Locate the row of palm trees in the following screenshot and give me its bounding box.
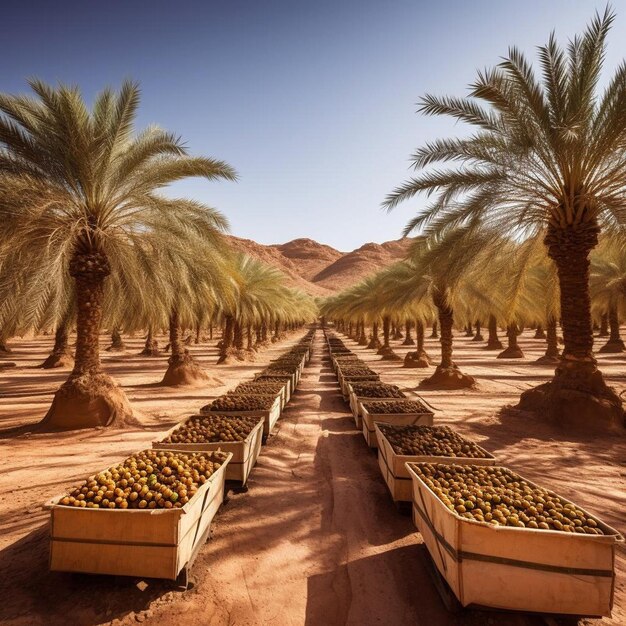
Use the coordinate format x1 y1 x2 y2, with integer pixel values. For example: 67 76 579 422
326 8 626 429
321 230 625 379
0 81 316 430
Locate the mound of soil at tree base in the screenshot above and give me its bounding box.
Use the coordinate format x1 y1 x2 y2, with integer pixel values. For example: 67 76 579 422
139 341 160 357
105 343 125 352
403 351 429 368
379 346 402 361
367 338 382 350
39 373 138 430
598 339 626 354
517 369 625 432
39 351 74 369
161 359 221 387
419 364 476 390
483 339 504 350
497 346 525 359
534 355 561 365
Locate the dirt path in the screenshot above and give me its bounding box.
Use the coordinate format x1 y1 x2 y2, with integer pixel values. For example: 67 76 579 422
0 329 624 625
117 333 542 626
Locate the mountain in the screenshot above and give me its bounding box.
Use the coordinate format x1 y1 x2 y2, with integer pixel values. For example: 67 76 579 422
225 235 411 296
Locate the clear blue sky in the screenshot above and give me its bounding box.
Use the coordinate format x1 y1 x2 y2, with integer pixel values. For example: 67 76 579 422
1 1 623 250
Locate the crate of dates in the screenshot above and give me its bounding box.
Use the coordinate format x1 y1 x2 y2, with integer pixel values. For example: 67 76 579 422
361 399 433 448
47 449 232 581
200 394 281 438
154 414 264 485
375 424 495 502
348 382 406 426
406 462 624 617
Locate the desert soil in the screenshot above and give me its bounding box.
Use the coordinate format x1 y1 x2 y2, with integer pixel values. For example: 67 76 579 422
0 329 624 626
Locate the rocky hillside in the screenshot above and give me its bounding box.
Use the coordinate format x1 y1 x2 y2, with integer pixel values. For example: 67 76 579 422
226 235 412 296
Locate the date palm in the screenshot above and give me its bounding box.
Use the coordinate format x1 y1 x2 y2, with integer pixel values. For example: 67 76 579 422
0 80 236 429
590 233 626 353
384 9 625 427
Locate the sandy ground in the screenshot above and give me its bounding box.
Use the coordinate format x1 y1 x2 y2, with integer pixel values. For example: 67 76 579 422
0 328 624 626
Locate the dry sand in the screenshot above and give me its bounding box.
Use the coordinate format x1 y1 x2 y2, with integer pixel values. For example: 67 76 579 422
0 329 624 626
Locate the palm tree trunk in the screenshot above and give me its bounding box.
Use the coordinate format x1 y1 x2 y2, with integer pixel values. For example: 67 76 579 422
358 319 368 345
217 315 234 363
162 308 208 385
430 322 438 338
168 309 186 365
379 316 400 359
41 314 74 368
106 327 125 351
73 277 104 375
519 223 623 426
0 331 11 354
393 322 403 340
534 325 546 339
438 302 454 368
367 322 381 349
246 324 253 350
536 317 560 363
234 321 244 350
485 315 503 350
416 320 425 355
42 250 132 430
420 294 474 389
140 325 159 356
599 305 625 353
272 320 280 342
402 320 415 346
472 321 483 342
498 323 524 358
194 324 201 344
382 316 391 348
598 313 609 337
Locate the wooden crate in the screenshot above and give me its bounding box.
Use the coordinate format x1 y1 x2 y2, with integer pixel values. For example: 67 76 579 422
256 372 297 397
331 355 360 373
406 463 624 616
375 424 496 502
253 374 293 403
338 374 380 401
201 395 282 438
348 388 406 425
153 418 264 485
48 452 232 581
361 404 433 448
233 383 288 410
271 355 305 384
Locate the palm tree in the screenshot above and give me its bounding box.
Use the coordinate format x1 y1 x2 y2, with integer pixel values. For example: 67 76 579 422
591 234 626 353
215 254 316 363
384 10 625 427
0 80 237 429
